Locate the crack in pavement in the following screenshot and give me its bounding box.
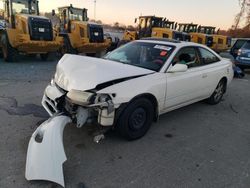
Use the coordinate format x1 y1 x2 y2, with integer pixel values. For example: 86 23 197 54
0 96 48 118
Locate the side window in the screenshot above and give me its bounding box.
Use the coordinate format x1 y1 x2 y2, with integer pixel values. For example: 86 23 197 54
172 47 200 68
218 38 223 44
199 48 220 65
163 33 169 38
80 27 84 38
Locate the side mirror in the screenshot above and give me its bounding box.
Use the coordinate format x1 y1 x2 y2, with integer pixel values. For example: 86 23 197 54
52 9 55 16
167 64 188 73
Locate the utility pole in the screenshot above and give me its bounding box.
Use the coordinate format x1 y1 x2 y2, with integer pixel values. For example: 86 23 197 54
94 0 96 21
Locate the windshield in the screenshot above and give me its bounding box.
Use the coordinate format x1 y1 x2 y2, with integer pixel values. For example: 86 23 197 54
12 0 38 15
69 8 83 21
152 18 163 27
187 25 197 32
104 41 175 71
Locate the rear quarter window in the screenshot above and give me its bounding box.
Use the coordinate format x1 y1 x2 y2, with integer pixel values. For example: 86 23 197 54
199 48 220 65
242 41 250 49
234 40 249 49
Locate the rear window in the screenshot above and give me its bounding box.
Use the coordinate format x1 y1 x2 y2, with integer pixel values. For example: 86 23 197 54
234 40 249 49
242 41 250 49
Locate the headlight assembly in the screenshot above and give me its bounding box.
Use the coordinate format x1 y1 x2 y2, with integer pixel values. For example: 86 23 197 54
66 90 94 106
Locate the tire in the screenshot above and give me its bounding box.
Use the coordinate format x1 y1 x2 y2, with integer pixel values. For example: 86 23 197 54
206 79 226 105
1 33 18 62
116 98 154 140
60 36 78 56
40 53 49 61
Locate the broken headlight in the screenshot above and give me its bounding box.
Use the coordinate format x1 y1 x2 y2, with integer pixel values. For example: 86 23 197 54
66 90 94 106
97 94 112 103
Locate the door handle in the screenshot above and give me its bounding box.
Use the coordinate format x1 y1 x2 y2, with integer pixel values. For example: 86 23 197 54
202 74 208 78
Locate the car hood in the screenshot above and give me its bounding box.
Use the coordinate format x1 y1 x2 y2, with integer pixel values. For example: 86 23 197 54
55 54 155 91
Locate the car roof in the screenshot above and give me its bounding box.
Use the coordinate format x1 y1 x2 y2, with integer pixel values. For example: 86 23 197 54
138 38 205 48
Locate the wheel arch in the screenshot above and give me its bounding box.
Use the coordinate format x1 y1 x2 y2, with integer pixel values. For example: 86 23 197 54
220 76 228 93
114 93 159 126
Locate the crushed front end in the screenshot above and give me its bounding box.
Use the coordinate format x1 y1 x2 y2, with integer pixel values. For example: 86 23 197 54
42 79 116 128
26 80 117 187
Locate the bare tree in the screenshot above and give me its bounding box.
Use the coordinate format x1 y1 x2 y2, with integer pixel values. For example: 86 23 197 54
233 0 250 29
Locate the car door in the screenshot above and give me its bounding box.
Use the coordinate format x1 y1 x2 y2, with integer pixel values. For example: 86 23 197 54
164 46 208 109
197 47 225 95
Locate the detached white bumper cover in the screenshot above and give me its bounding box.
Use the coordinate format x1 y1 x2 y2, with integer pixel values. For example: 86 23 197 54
25 116 72 187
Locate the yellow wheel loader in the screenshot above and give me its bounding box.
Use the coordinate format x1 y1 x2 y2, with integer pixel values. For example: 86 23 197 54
198 26 231 53
178 23 213 47
57 4 110 57
119 16 191 47
0 0 63 62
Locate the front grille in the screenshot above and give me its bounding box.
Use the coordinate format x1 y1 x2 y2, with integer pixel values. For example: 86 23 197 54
183 34 191 41
28 17 53 41
88 24 104 43
206 36 213 47
173 31 183 41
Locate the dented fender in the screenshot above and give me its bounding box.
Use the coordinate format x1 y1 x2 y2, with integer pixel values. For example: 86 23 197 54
25 115 72 187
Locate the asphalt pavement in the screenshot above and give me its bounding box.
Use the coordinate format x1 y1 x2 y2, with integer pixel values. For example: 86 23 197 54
0 55 250 188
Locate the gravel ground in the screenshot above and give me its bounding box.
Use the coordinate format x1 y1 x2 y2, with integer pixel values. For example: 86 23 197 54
0 55 250 188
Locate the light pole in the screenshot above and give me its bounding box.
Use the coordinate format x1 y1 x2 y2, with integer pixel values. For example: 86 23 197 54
94 0 96 21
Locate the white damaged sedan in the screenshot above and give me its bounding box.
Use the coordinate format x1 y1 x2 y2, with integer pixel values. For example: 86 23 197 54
26 38 234 186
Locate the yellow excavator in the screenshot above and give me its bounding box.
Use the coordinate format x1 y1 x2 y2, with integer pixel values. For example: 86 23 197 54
56 4 110 57
0 0 63 62
120 16 190 46
178 23 213 47
198 26 231 53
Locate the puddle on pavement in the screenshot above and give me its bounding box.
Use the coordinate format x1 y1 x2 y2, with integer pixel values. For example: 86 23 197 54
0 96 48 118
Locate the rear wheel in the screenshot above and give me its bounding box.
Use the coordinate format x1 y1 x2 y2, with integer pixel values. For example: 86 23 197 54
1 33 18 62
206 79 226 105
116 98 154 140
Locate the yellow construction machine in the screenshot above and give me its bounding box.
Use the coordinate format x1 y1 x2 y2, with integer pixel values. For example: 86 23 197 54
0 0 63 62
120 16 190 46
57 4 110 57
198 26 231 53
178 23 213 47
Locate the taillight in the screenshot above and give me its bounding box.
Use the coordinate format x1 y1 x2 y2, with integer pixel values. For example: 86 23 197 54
238 49 242 56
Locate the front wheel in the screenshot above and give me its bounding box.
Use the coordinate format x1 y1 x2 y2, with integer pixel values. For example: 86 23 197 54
206 79 226 105
1 33 18 62
116 98 154 140
59 36 78 56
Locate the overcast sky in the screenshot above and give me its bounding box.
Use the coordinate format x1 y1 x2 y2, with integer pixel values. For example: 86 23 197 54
4 0 242 29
